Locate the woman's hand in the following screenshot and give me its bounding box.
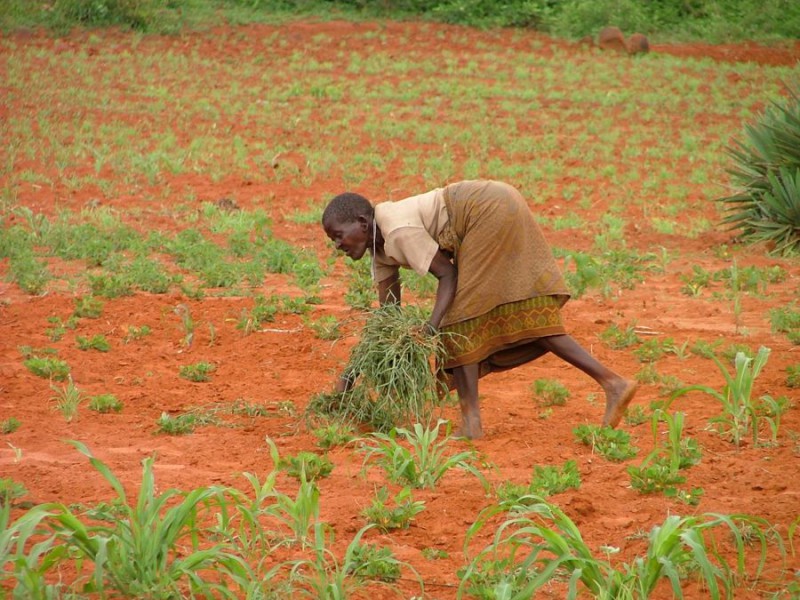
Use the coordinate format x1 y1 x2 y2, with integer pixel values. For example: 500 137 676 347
335 370 356 393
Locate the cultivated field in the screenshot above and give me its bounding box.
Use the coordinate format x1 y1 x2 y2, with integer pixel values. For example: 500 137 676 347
1 21 799 598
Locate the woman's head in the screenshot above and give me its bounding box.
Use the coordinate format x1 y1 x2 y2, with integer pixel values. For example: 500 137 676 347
321 192 374 260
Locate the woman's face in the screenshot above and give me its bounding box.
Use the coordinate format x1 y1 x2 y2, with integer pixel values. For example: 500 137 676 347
323 215 370 260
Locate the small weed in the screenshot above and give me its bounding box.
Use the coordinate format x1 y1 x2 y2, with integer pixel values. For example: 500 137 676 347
73 295 104 318
1 417 21 434
496 460 581 505
633 337 677 363
45 316 77 341
531 378 570 406
786 364 800 388
123 324 152 343
155 412 199 435
769 304 800 344
599 323 641 349
313 421 355 449
362 486 425 532
0 477 28 505
422 547 449 560
179 362 215 382
624 404 649 426
280 451 334 481
691 338 722 359
25 356 70 381
305 315 342 340
76 334 111 352
573 424 639 462
88 394 123 413
346 543 402 582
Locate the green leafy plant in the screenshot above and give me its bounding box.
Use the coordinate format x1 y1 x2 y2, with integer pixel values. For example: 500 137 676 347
717 84 800 255
279 452 334 481
769 304 800 344
531 378 571 406
573 424 638 462
88 394 123 413
1 418 21 434
179 362 215 382
76 334 111 352
0 478 28 506
496 460 581 505
345 542 403 582
360 420 486 489
361 486 425 532
73 295 104 319
312 421 355 449
123 324 151 343
304 315 342 340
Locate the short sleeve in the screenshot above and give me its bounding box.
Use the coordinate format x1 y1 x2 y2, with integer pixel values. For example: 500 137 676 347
384 227 439 277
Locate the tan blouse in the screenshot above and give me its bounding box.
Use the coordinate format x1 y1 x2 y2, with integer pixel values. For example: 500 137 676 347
372 188 449 282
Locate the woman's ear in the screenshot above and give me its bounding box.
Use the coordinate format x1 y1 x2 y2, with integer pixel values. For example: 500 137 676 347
357 214 370 232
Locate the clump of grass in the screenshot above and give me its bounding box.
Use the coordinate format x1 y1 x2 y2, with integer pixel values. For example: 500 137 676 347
0 477 28 505
787 364 800 388
531 379 570 406
179 362 215 382
24 355 70 381
330 305 450 430
88 394 123 413
1 418 21 434
769 304 800 344
76 334 111 352
51 377 83 422
73 295 104 318
123 324 151 343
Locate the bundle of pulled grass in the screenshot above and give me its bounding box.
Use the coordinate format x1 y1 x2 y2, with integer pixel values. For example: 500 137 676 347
308 305 452 432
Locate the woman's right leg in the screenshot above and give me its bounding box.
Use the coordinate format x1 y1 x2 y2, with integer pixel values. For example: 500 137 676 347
452 363 482 439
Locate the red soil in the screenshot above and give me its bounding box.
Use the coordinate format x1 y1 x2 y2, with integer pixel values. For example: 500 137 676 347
1 21 798 598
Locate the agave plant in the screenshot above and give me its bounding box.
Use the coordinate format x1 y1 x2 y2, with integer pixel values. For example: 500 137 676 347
717 83 800 255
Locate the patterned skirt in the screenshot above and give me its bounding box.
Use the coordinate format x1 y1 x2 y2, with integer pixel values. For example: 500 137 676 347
435 180 570 372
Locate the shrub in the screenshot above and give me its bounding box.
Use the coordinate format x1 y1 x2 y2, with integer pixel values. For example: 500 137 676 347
717 84 800 255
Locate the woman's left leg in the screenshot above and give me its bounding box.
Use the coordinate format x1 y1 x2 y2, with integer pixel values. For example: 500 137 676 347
535 334 637 428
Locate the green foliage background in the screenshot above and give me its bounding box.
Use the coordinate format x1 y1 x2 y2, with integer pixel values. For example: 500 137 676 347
2 0 799 41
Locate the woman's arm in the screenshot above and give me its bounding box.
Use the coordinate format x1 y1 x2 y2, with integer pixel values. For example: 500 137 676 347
427 250 457 330
377 270 401 306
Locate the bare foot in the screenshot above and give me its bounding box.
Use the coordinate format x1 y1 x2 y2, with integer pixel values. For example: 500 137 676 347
455 416 484 440
602 379 638 428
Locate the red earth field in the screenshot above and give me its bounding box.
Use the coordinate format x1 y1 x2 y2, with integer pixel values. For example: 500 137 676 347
1 21 799 598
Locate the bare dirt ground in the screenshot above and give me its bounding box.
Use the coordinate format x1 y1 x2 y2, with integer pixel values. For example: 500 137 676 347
1 21 799 598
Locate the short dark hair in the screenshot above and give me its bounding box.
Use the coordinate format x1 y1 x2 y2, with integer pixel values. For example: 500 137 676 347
322 192 373 225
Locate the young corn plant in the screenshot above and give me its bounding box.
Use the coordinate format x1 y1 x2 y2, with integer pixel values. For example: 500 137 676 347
360 419 487 490
669 346 782 447
461 496 780 600
49 441 251 598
